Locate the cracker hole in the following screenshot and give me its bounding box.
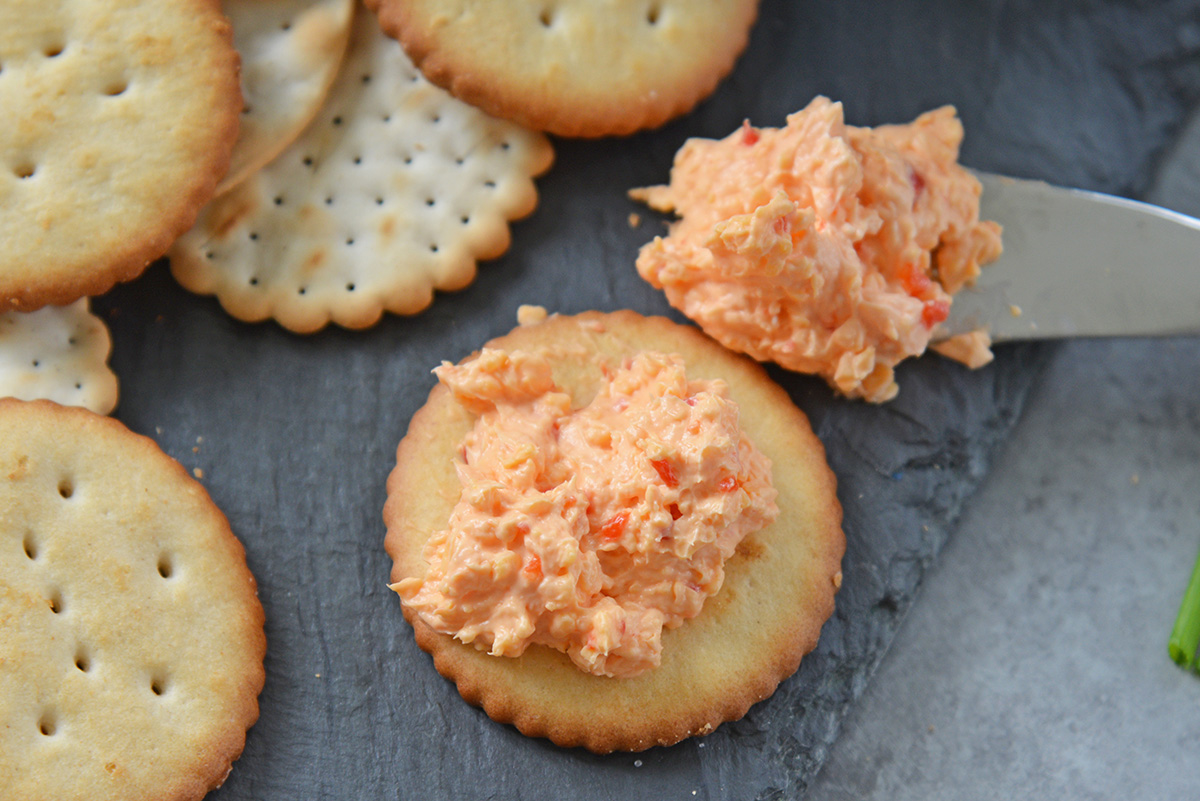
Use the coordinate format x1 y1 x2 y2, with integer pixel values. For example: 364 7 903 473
431 114 441 124
22 533 37 560
273 196 284 206
345 238 355 246
14 163 36 179
375 197 384 206
353 156 362 165
346 283 356 292
74 382 82 390
104 80 128 97
44 43 65 57
38 713 57 736
539 7 554 26
361 74 371 84
150 675 168 696
205 251 215 260
302 156 314 167
157 554 173 578
249 232 258 241
324 196 334 206
58 479 74 499
501 141 511 151
484 180 496 188
74 648 91 673
332 116 343 126
425 198 435 207
249 277 259 286
403 156 412 165
647 2 661 24
429 244 439 253
48 590 63 614
31 359 40 368
382 114 391 123
67 336 77 346
280 21 291 30
298 287 307 296
460 215 470 225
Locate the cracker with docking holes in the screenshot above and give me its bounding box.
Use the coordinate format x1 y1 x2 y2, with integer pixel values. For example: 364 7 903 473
0 399 266 801
364 0 761 138
218 0 355 196
0 0 241 312
0 300 118 415
169 6 554 333
384 310 844 752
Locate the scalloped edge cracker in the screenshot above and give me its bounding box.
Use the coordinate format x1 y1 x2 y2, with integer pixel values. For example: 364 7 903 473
169 5 553 333
0 299 118 415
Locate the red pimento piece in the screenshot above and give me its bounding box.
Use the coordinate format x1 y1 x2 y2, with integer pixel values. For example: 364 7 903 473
651 458 678 488
523 555 542 578
922 299 950 328
718 475 740 493
740 120 759 146
668 503 682 520
599 512 629 540
685 396 697 407
898 261 932 297
910 169 926 196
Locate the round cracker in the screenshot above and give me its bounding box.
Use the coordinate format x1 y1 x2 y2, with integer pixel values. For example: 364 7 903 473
218 0 354 196
0 399 265 800
384 311 844 752
0 0 242 312
365 0 761 138
0 299 118 415
169 5 553 333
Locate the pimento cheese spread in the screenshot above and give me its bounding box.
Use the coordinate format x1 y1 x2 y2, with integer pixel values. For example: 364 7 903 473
632 97 1002 403
393 347 778 678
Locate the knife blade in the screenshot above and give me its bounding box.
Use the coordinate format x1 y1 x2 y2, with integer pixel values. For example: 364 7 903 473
937 172 1200 342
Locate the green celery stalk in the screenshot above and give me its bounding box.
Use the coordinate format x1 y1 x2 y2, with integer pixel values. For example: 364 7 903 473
1169 545 1200 672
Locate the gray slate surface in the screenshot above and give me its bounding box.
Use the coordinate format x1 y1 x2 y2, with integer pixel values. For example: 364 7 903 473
82 1 1200 798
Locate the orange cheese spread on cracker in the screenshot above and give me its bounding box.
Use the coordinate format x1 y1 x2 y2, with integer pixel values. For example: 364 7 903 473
632 96 1002 402
393 347 778 678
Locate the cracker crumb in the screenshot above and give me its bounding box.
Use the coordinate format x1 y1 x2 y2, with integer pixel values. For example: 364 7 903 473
315 673 322 678
1131 473 1139 485
516 305 548 326
1009 304 1022 318
192 446 199 453
156 426 163 435
197 436 204 444
193 468 204 479
628 212 641 227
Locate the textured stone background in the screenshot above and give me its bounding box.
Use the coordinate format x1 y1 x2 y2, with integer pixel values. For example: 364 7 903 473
89 1 1200 798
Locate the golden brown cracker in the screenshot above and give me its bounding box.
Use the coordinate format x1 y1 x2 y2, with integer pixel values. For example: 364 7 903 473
0 399 265 800
365 0 761 138
0 0 242 311
384 310 844 752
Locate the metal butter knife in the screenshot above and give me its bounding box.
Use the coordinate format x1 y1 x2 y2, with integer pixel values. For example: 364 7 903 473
938 172 1200 342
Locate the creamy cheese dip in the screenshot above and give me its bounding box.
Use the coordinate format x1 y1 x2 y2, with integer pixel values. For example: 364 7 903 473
393 347 778 678
632 97 1002 402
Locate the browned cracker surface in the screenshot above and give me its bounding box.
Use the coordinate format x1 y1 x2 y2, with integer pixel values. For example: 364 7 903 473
0 399 266 801
0 0 241 311
384 311 844 752
365 0 761 137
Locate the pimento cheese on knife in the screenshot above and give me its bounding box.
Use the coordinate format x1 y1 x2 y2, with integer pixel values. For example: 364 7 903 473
632 96 1002 402
392 347 777 678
